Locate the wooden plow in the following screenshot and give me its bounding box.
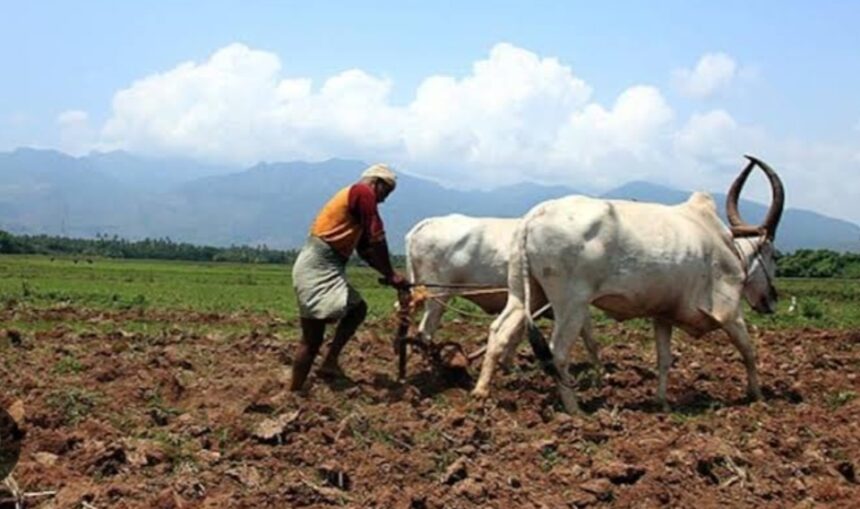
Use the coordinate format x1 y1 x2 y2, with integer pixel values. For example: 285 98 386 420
391 284 500 381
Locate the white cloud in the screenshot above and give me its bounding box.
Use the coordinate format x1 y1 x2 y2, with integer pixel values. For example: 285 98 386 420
97 42 665 186
404 43 593 181
554 86 673 163
670 111 860 223
763 141 860 225
673 52 738 99
101 44 289 161
98 44 410 164
673 110 767 167
57 109 95 155
79 42 860 223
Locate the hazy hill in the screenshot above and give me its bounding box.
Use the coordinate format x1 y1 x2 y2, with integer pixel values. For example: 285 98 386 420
0 148 137 237
1 148 858 253
88 150 237 193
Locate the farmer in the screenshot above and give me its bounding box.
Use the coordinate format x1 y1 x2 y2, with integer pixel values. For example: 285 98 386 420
289 163 409 391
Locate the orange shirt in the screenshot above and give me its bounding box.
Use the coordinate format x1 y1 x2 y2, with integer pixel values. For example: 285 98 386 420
310 183 386 258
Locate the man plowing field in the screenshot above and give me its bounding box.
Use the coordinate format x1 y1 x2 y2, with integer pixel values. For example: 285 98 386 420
289 164 409 391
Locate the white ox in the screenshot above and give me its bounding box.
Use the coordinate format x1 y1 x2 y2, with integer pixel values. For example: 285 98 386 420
406 215 516 340
472 156 785 413
405 214 601 368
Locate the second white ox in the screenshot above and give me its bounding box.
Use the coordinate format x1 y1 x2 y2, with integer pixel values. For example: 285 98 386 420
405 214 600 368
472 155 785 413
406 215 517 340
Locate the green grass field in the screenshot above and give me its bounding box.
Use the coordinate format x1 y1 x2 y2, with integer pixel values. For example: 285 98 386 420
0 255 395 316
1 255 858 333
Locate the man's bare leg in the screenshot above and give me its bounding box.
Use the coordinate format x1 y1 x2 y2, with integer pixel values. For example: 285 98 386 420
319 300 368 376
290 318 327 391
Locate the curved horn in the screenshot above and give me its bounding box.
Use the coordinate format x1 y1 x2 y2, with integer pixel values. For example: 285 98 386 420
726 158 758 236
725 155 785 238
746 155 785 239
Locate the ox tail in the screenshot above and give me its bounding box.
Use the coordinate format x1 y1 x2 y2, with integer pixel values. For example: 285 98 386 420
519 214 559 379
405 238 416 285
404 218 433 284
520 217 535 330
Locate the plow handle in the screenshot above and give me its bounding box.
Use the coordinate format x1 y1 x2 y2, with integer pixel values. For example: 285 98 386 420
395 288 412 380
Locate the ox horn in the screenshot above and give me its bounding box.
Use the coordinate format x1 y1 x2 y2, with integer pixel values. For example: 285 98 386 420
726 155 785 238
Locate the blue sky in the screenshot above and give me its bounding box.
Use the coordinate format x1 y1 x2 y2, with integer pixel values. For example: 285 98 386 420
2 1 859 221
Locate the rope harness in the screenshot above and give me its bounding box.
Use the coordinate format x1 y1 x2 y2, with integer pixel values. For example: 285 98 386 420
409 284 508 320
732 235 777 304
740 237 776 289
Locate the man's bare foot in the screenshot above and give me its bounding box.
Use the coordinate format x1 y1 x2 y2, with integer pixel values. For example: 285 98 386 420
317 362 345 380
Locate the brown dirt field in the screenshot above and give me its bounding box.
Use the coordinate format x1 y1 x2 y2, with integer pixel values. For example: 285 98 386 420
1 308 859 508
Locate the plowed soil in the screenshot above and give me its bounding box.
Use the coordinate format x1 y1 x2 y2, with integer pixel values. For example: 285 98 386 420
2 306 859 508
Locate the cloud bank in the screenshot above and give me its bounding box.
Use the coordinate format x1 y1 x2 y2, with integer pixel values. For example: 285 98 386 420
672 52 738 99
69 43 860 222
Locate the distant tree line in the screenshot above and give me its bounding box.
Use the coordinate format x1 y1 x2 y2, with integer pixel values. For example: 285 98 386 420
6 230 855 276
0 230 407 267
0 230 299 264
777 249 860 278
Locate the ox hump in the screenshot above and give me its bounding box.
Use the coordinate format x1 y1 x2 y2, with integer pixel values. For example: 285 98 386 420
685 191 717 213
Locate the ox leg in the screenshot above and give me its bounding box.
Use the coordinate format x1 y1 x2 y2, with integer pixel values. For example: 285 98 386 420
654 319 673 412
580 313 603 373
472 301 526 399
501 307 532 368
579 315 604 389
417 297 447 342
500 340 519 369
722 317 763 401
549 305 590 414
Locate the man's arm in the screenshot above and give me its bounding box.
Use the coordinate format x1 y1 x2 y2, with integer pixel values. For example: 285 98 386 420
356 237 396 280
350 185 407 287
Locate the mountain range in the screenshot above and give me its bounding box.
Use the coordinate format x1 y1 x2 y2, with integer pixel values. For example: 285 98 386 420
1 148 858 253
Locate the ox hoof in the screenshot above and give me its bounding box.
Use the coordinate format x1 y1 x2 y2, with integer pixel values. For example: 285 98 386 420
471 387 490 400
559 392 581 415
560 403 581 416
